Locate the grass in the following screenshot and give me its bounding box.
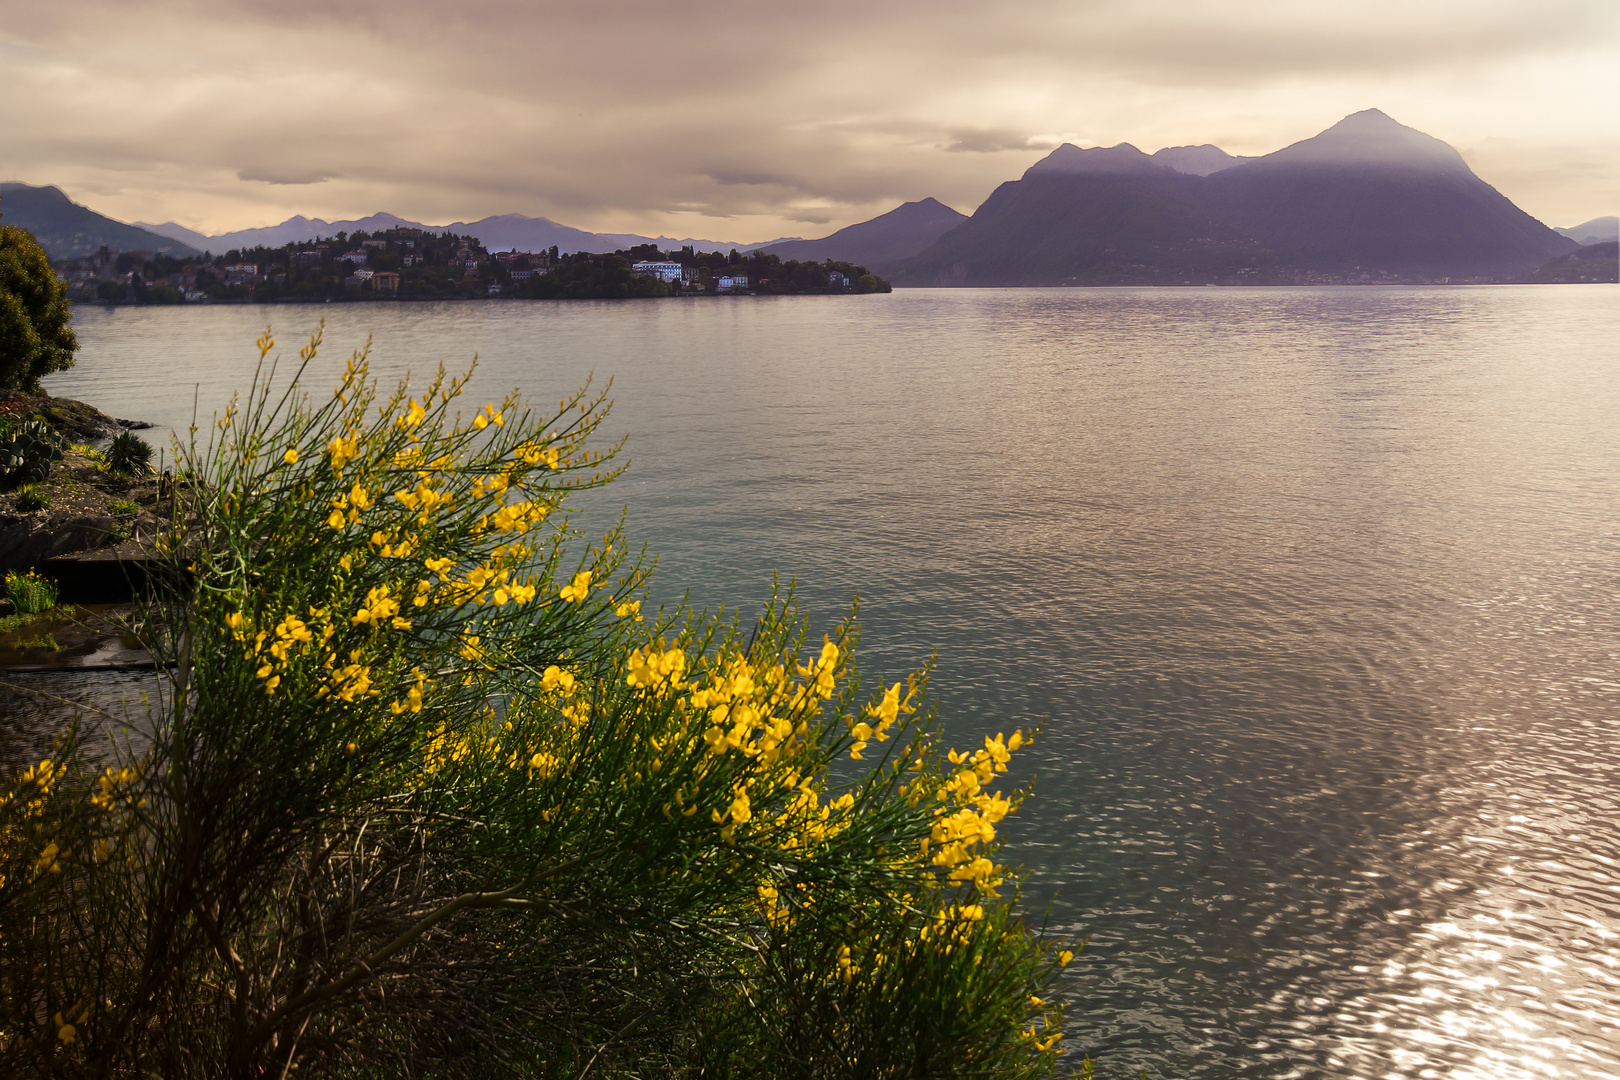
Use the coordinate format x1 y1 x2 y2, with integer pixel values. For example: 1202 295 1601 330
14 485 50 512
109 498 142 515
70 442 108 468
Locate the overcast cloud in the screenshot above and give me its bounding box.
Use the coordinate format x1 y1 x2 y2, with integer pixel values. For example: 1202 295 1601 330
2 0 1615 240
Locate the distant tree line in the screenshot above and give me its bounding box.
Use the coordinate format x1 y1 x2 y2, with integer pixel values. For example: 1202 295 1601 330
52 228 890 305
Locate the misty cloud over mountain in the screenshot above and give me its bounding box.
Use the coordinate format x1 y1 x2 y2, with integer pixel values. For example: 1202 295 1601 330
2 0 1612 240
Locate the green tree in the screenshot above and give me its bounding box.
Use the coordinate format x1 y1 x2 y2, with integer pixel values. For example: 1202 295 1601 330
0 222 78 392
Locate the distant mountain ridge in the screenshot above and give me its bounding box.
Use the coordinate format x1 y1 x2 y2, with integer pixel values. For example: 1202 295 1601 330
888 109 1576 286
0 182 200 258
1555 216 1618 245
759 198 967 265
136 213 792 257
1152 144 1252 175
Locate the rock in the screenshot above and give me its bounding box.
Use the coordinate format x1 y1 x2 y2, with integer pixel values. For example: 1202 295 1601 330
0 394 120 441
116 419 154 430
0 510 119 570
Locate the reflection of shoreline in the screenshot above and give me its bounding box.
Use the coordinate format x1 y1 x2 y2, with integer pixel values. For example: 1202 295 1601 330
0 603 158 672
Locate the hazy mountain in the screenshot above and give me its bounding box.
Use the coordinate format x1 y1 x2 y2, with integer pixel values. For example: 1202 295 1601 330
1555 216 1618 245
139 213 437 253
436 215 623 254
1151 144 1251 176
891 110 1575 286
759 198 967 265
594 231 793 254
1 182 201 258
138 211 789 256
1023 143 1169 176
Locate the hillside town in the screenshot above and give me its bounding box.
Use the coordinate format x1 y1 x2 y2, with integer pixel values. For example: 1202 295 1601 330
50 227 889 304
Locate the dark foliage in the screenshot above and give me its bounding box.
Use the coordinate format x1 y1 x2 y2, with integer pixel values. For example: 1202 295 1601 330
106 429 154 476
0 224 79 391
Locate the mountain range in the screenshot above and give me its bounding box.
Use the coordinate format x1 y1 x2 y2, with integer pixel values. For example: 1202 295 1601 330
885 109 1579 286
4 109 1610 286
131 212 793 257
758 198 967 266
1554 216 1618 246
0 182 202 258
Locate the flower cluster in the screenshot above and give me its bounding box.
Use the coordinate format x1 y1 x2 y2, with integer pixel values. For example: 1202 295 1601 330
919 731 1027 893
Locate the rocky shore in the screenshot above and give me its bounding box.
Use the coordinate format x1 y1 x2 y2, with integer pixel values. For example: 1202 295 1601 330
0 393 173 589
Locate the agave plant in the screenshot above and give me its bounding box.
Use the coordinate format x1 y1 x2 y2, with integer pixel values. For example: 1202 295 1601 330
1 420 64 485
107 429 154 476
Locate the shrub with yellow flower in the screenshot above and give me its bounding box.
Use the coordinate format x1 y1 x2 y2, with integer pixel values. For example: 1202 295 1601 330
0 325 1083 1080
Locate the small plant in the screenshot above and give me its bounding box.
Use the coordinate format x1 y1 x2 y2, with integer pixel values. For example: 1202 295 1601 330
14 485 49 512
71 441 109 468
1 419 64 485
4 569 58 615
107 429 154 476
109 497 141 515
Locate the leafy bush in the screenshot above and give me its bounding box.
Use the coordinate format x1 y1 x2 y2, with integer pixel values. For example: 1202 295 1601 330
0 419 63 485
108 497 141 515
0 223 79 392
3 568 57 614
0 327 1075 1078
105 430 153 476
13 484 49 512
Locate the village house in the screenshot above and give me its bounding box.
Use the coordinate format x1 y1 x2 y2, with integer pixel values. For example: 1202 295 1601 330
371 271 400 293
717 272 749 291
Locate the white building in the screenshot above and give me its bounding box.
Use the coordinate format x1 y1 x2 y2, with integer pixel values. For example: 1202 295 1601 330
717 272 749 291
631 261 684 283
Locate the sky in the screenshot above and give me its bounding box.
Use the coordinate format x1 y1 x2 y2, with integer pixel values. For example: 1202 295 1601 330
2 0 1616 242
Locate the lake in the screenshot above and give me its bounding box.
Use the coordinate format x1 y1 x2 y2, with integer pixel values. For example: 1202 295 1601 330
33 286 1620 1078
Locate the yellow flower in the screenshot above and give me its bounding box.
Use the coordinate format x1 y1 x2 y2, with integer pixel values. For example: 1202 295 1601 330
626 645 686 691
327 509 346 530
1058 949 1074 967
352 584 401 626
283 448 298 464
328 434 361 472
558 570 592 603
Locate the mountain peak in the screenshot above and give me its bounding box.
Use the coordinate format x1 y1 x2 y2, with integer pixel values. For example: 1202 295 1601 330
1254 109 1472 174
1151 144 1249 176
1024 143 1170 179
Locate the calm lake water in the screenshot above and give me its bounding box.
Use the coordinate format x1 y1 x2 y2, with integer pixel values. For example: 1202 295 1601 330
37 287 1620 1078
